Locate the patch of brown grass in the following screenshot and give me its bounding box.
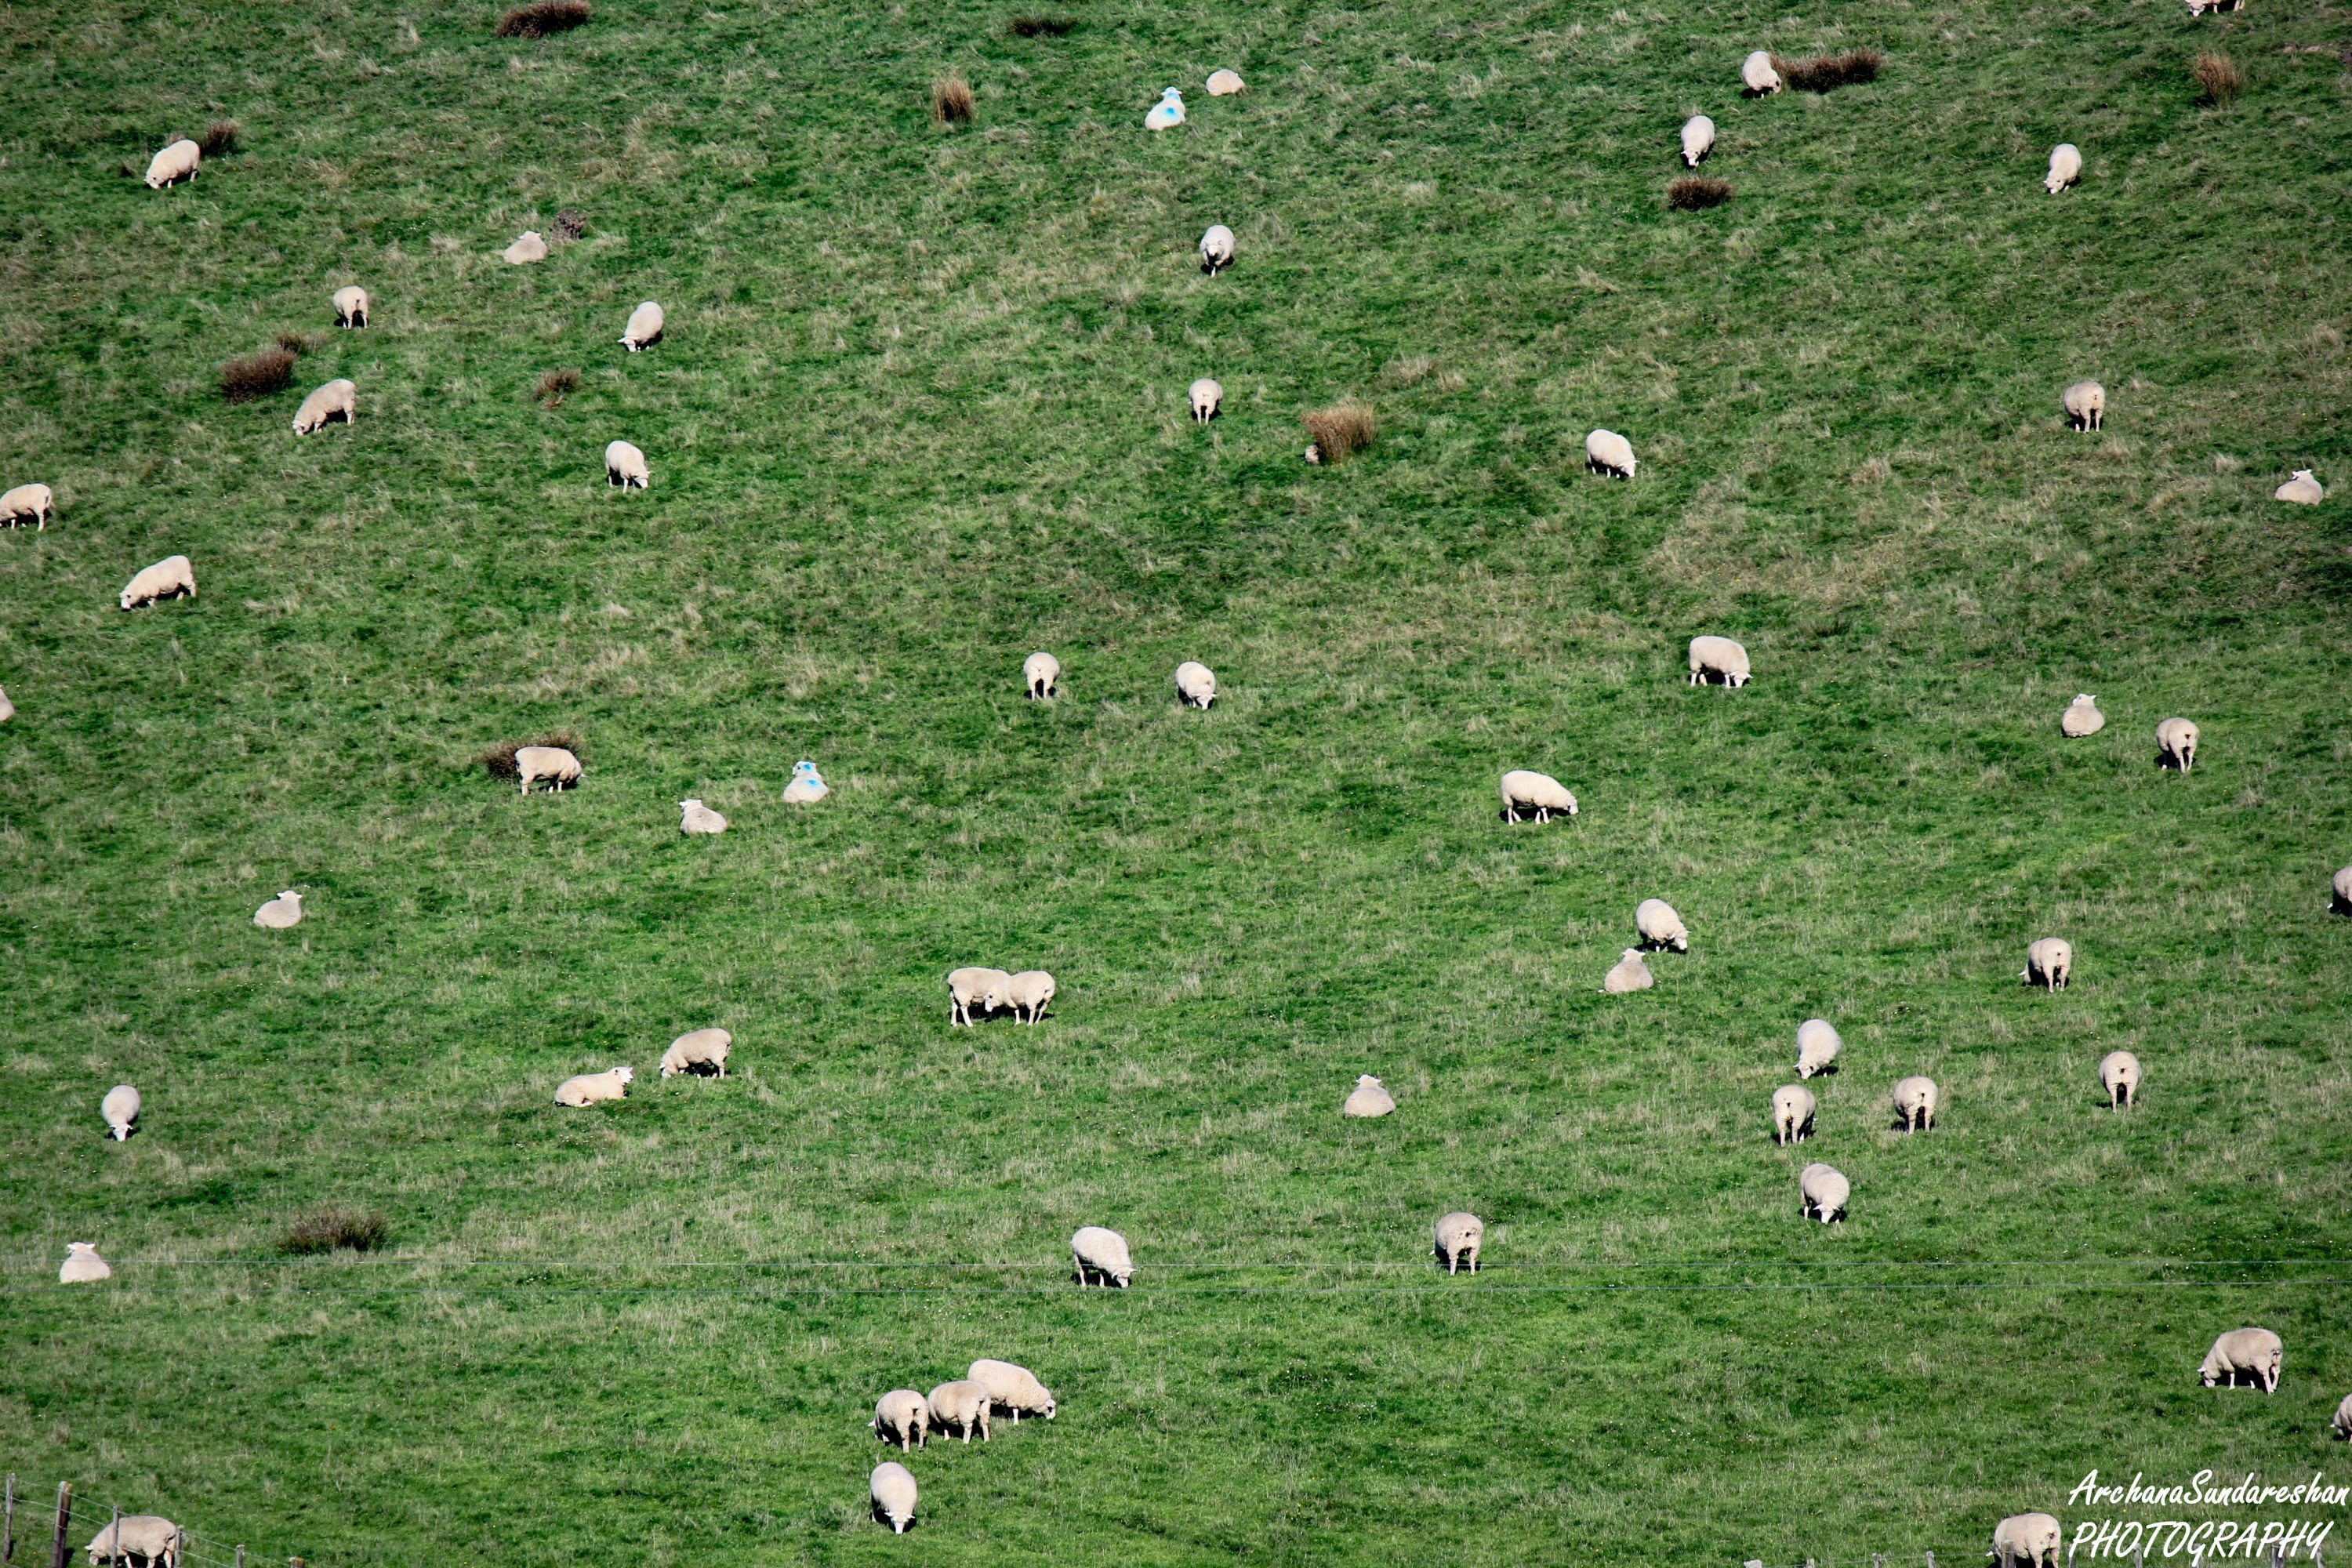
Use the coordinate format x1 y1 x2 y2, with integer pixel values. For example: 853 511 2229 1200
2193 49 2241 104
932 72 975 124
477 731 580 779
1774 49 1884 92
219 347 296 401
275 331 311 357
549 209 586 241
279 1207 389 1256
1668 176 1733 211
495 0 589 38
198 120 240 158
536 368 580 407
1302 402 1376 464
1007 14 1075 36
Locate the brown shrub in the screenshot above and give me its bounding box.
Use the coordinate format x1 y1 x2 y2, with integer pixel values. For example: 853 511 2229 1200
536 368 580 406
2193 50 2241 104
549 209 586 241
1302 402 1377 464
198 120 240 158
275 331 311 357
1007 14 1075 36
220 347 296 401
1773 49 1884 92
933 72 975 124
477 731 580 779
495 0 590 38
1668 176 1734 211
279 1207 389 1256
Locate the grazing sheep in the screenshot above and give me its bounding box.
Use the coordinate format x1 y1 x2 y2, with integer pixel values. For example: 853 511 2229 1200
679 798 728 835
1174 660 1217 709
1584 427 1637 478
1991 1513 2063 1568
969 1359 1057 1421
1680 114 1716 166
1799 1162 1849 1223
869 1461 918 1534
2021 937 2072 991
515 745 582 795
503 230 548 264
1072 1225 1133 1287
1796 1018 1842 1080
659 1027 731 1078
873 1390 928 1452
1434 1210 1484 1274
2274 470 2325 505
1741 49 1782 94
619 300 665 352
782 759 829 802
1635 898 1689 952
253 890 304 929
332 285 369 328
554 1065 633 1106
84 1515 182 1568
1 481 53 530
2061 379 2103 432
102 1084 141 1142
946 967 1011 1027
60 1242 111 1284
145 138 201 188
1145 87 1186 129
1344 1074 1396 1117
926 1380 992 1443
1205 68 1245 95
1023 650 1061 699
1892 1075 1939 1132
2332 1392 2352 1441
2099 1049 2140 1108
1686 634 1751 687
604 439 648 489
292 378 357 434
2045 143 2082 194
1499 769 1577 822
1602 949 1654 994
1199 223 1236 274
2332 864 2352 916
119 554 196 610
1189 377 1223 423
991 969 1057 1024
2200 1326 2283 1392
1772 1084 1816 1145
2060 694 2105 737
2156 716 2198 773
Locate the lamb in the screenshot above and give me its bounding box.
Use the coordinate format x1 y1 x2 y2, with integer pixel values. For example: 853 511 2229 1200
1602 949 1653 994
332 285 369 328
1071 1225 1133 1287
869 1461 918 1534
1206 68 1246 95
604 439 649 489
1686 634 1751 687
514 745 582 795
2199 1326 2283 1392
873 1388 929 1452
1741 49 1782 95
989 969 1057 1024
1189 377 1223 423
968 1358 1056 1421
2274 470 2325 505
1991 1512 2063 1568
1679 114 1715 166
679 799 728 835
84 1515 182 1568
2021 937 2072 991
1023 651 1061 699
2060 694 2105 737
253 890 303 929
783 760 829 802
119 554 196 610
2061 379 2103 432
1795 1018 1841 1079
2 481 53 530
619 300 665 352
2098 1049 2140 1108
0 686 11 724
925 1379 992 1443
2333 1392 2352 1441
60 1242 111 1284
1199 223 1236 274
1771 1084 1816 1145
144 138 201 188
102 1084 141 1142
1174 660 1217 709
1434 1210 1483 1274
1499 770 1577 822
503 230 548 264
1891 1075 1939 1132
554 1065 633 1106
292 378 357 434
2045 143 2082 194
1584 428 1637 479
1635 898 1688 952
659 1027 731 1078
1799 1162 1848 1223
946 967 1011 1027
2156 717 2198 773
1343 1073 1396 1118
2333 864 2352 916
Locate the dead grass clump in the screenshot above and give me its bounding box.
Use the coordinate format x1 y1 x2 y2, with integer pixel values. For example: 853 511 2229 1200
275 331 312 357
536 368 580 407
220 347 296 401
933 72 976 124
1668 176 1734 211
477 731 580 779
1774 49 1884 92
495 0 590 38
279 1207 389 1256
1302 402 1377 464
2193 50 2241 104
549 209 586 241
198 120 240 158
1007 14 1075 36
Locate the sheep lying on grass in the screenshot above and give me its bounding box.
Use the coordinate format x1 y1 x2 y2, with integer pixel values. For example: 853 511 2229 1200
554 1065 633 1106
2200 1327 2282 1392
2060 695 2104 736
1206 69 1245 95
1602 949 1653 994
1344 1074 1396 1117
1434 1210 1483 1274
679 799 727 835
503 231 548 264
253 890 303 928
783 760 829 802
2274 470 2325 505
60 1243 111 1283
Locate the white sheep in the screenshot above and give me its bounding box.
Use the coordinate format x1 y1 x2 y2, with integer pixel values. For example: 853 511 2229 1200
1602 949 1653 994
292 378 357 434
1072 1225 1133 1287
783 760 829 802
1679 114 1715 166
2021 937 2072 991
119 554 195 610
604 439 649 489
1771 1084 1816 1145
2044 143 2082 195
946 967 1011 1027
503 230 548 265
1991 1513 2062 1568
1174 660 1217 709
2200 1326 2283 1392
679 799 728 835
554 1065 633 1106
2156 716 2198 773
2274 470 2325 505
1189 377 1223 423
869 1461 918 1533
0 686 12 724
1799 1162 1848 1224
619 300 665 352
990 970 1057 1024
2060 694 2104 737
1795 1018 1841 1079
659 1027 731 1078
926 1380 992 1442
1023 650 1061 699
2061 379 2103 431
1434 1210 1483 1274
873 1388 929 1452
968 1358 1056 1421
1635 898 1688 952
1206 68 1246 96
60 1242 111 1284
145 139 200 188
1584 427 1637 479
1343 1074 1396 1118
102 1084 141 1142
253 890 303 929
514 745 582 795
1741 49 1781 95
2098 1049 2140 1109
1686 634 1750 687
2332 1392 2352 1441
84 1515 182 1568
1 481 53 530
1200 223 1236 274
2332 864 2352 916
332 285 369 328
1892 1075 1939 1132
1499 769 1577 822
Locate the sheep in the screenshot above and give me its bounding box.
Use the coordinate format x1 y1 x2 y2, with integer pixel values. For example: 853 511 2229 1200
1072 1225 1133 1287
1499 769 1577 822
2098 1049 2140 1109
659 1027 731 1078
869 1461 918 1534
1795 1018 1841 1079
1584 427 1637 478
1344 1073 1396 1118
925 1379 992 1443
873 1388 929 1452
515 744 582 795
253 890 303 929
2061 379 2103 432
2333 864 2352 916
1799 1162 1849 1223
60 1242 111 1284
1206 68 1246 96
783 760 829 802
119 554 196 610
1023 651 1061 699
1635 898 1688 952
145 138 201 188
84 1515 182 1568
1687 634 1751 687
292 378 357 434
1772 1084 1816 1145
1892 1075 1939 1132
1 481 53 530
2333 1392 2352 1441
679 798 728 835
2274 470 2325 505
2199 1326 2283 1392
1741 49 1782 95
0 686 11 724
2045 143 2082 194
2060 694 2104 737
2021 937 2072 991
604 439 648 489
1602 949 1653 994
989 969 1057 1024
503 230 548 264
1189 377 1223 423
1174 660 1217 709
554 1065 633 1106
968 1358 1057 1421
1199 223 1236 274
946 967 1011 1027
1991 1513 2063 1568
619 300 665 352
102 1084 141 1142
2156 716 2198 773
1680 114 1716 166
332 285 369 328
1434 1210 1483 1274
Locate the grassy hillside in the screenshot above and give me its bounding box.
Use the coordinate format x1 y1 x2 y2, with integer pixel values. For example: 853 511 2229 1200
2 0 2350 1560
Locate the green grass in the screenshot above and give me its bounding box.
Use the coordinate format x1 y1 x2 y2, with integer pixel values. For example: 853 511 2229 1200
2 0 2350 1561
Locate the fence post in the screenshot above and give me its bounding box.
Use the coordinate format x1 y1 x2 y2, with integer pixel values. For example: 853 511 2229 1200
5 1472 14 1566
47 1485 68 1568
235 1549 244 1568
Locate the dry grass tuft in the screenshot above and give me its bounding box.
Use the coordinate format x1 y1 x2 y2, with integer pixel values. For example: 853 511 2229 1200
536 368 580 407
495 0 590 38
198 119 240 158
1007 14 1075 36
1774 49 1884 92
548 209 586 241
932 72 975 124
220 347 296 401
1668 176 1734 211
1302 402 1377 464
477 731 580 779
279 1207 389 1256
275 331 311 357
2193 50 2241 104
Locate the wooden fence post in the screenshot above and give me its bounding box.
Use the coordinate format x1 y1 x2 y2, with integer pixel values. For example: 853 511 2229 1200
48 1485 68 1568
107 1508 118 1568
235 1547 245 1568
5 1472 15 1565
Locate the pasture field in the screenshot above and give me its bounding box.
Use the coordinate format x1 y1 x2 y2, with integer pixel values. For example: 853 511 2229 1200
2 0 2350 1560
